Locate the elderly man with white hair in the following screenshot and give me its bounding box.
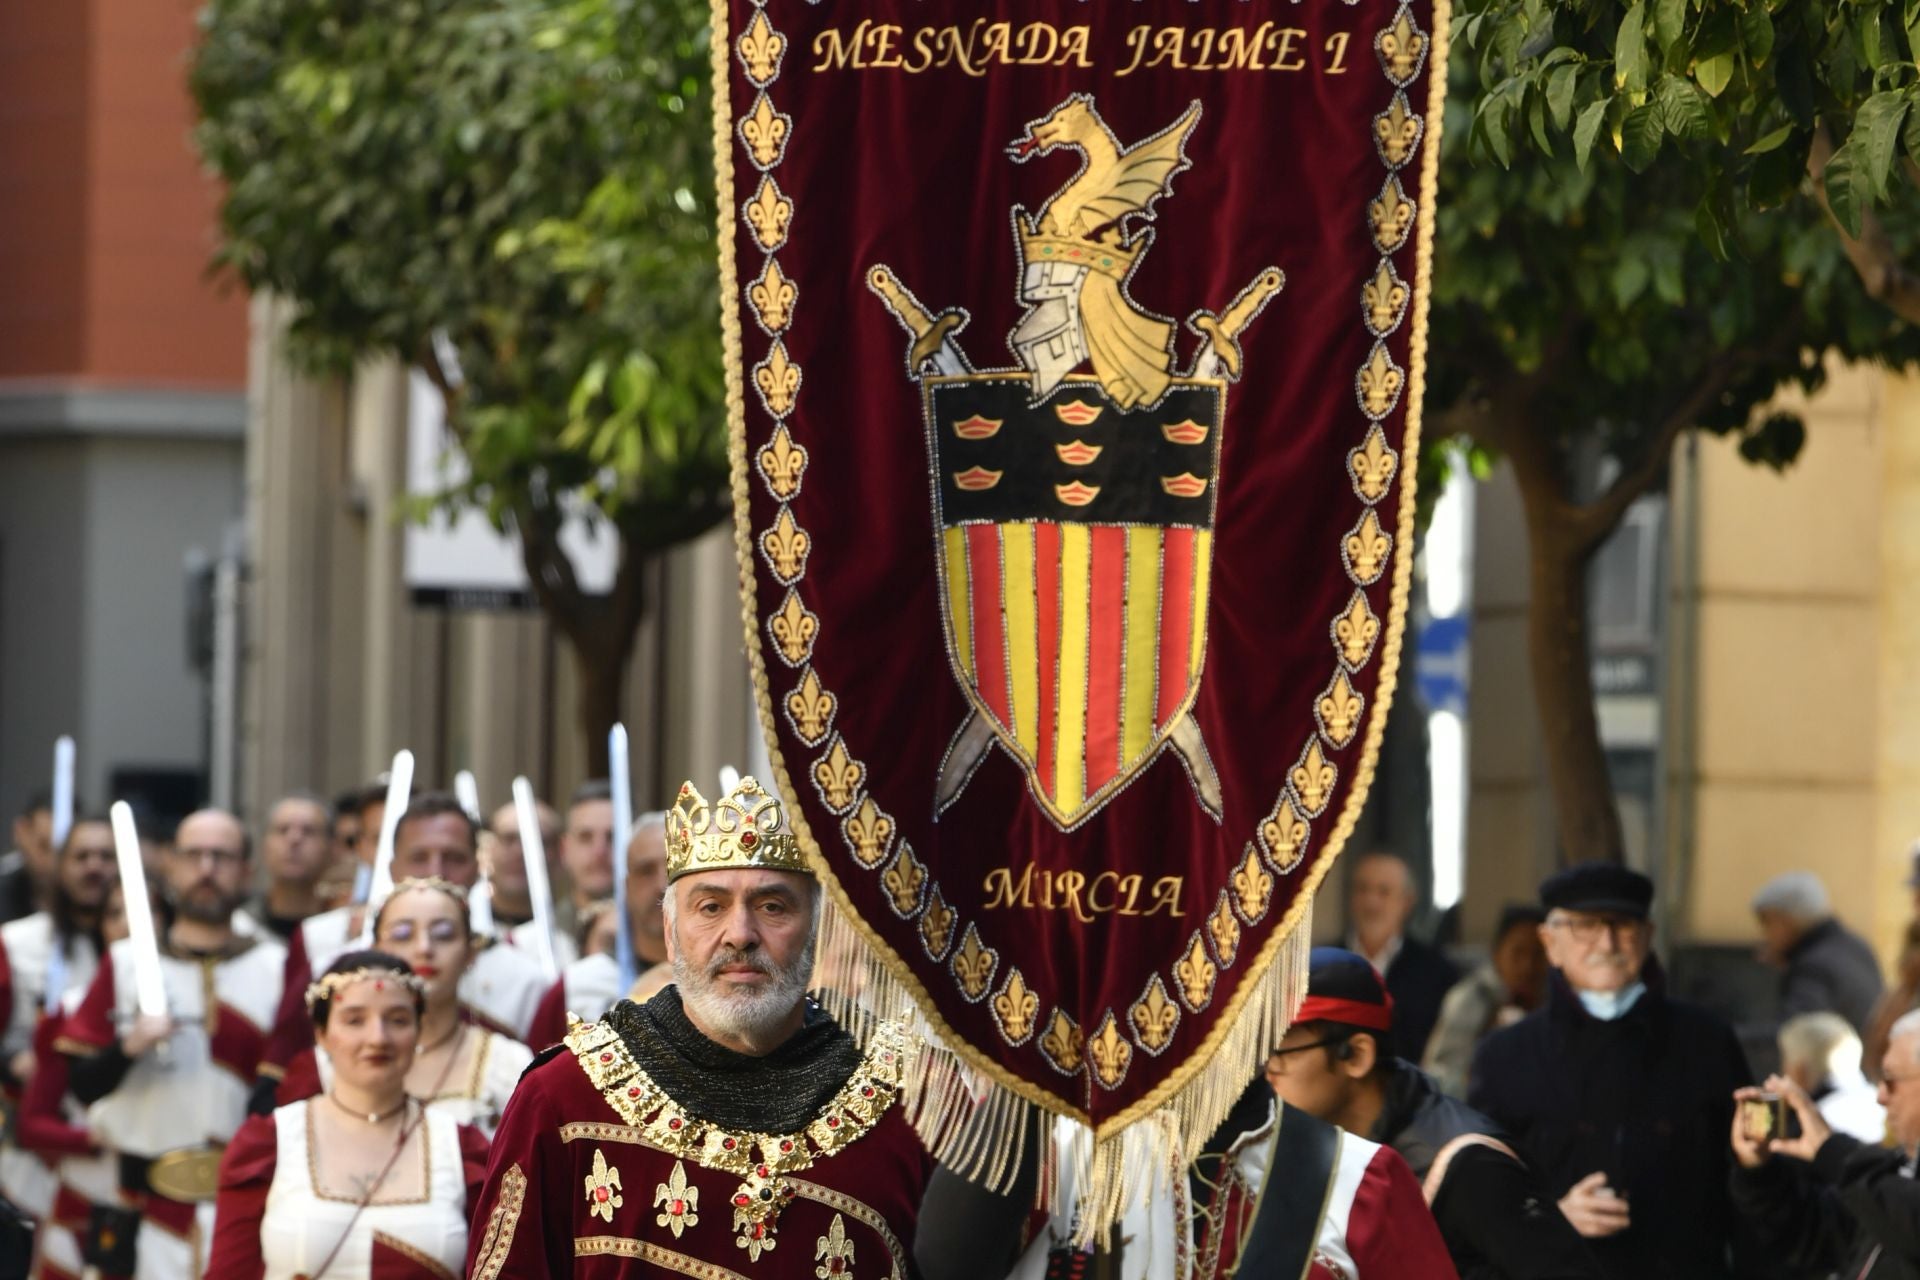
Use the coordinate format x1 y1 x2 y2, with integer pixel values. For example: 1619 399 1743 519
1779 1011 1886 1143
465 775 1034 1278
1753 872 1884 1035
1732 1009 1920 1278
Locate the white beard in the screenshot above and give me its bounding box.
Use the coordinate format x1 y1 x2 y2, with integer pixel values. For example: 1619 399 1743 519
674 935 815 1046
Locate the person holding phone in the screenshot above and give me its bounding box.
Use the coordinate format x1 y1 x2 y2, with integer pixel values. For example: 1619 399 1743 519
1730 1009 1920 1279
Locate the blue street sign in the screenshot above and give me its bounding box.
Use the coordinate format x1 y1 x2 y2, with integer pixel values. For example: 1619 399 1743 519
1415 613 1470 714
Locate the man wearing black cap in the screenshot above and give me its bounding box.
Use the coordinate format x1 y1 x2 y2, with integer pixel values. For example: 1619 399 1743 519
1469 863 1755 1280
1266 947 1602 1279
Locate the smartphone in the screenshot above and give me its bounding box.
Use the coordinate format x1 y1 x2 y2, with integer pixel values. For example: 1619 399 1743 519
1741 1093 1800 1143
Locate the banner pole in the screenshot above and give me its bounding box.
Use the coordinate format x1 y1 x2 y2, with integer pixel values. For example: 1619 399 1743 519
609 726 636 992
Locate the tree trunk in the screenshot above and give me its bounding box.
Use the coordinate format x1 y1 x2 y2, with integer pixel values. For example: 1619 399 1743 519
1521 503 1626 866
572 633 624 778
1454 347 1729 869
511 500 653 784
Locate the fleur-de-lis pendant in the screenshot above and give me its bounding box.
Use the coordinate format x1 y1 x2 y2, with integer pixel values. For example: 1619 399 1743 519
584 1148 624 1224
652 1159 699 1238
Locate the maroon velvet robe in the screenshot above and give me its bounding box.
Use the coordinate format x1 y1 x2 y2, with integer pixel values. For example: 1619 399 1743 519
467 1017 933 1278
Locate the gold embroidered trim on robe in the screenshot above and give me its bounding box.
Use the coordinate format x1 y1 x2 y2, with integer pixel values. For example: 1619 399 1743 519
565 1017 915 1258
471 1163 527 1280
370 1230 459 1280
576 1236 751 1278
560 1121 647 1145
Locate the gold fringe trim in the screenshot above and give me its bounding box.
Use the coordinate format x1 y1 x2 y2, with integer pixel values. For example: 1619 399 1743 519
811 892 1312 1244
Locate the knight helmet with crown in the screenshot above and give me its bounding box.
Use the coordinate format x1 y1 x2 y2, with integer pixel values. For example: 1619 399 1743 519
1007 95 1202 410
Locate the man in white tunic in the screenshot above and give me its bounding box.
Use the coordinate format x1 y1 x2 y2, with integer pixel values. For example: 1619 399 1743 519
57 807 287 1280
0 813 112 1218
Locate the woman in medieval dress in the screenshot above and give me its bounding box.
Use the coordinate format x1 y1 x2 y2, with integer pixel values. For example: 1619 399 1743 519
207 951 487 1278
274 878 532 1137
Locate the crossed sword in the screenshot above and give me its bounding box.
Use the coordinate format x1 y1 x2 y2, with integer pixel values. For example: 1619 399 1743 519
866 265 1284 821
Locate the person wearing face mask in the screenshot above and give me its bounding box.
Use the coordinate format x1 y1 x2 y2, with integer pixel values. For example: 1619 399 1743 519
273 879 533 1138
1468 863 1755 1280
207 951 490 1277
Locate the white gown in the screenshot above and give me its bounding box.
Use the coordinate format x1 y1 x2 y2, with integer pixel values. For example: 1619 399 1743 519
257 1101 470 1280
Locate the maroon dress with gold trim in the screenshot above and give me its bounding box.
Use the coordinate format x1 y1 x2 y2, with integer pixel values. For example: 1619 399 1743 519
467 992 932 1278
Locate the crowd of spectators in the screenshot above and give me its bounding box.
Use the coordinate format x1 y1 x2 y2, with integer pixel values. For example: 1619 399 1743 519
1330 845 1920 1279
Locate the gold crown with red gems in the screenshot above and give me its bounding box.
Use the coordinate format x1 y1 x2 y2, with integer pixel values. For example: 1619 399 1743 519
665 776 809 882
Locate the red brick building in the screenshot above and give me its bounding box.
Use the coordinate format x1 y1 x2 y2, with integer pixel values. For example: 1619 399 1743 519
0 0 247 822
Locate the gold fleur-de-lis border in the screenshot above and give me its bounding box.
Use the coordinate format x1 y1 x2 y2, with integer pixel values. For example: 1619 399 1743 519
716 0 1444 1123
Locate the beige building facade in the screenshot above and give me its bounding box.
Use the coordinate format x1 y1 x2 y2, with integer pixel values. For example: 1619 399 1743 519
240 298 757 821
241 279 1920 969
1463 362 1920 966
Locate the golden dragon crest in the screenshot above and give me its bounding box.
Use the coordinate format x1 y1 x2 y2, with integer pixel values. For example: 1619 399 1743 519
1007 95 1201 409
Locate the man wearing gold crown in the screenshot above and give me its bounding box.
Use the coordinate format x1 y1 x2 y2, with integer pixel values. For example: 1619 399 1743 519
468 775 972 1277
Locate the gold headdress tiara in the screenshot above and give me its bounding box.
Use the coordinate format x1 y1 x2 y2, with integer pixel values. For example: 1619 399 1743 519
304 967 429 1012
665 776 809 882
370 875 470 934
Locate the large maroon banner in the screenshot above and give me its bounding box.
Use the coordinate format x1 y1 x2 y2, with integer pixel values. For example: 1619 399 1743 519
716 0 1446 1152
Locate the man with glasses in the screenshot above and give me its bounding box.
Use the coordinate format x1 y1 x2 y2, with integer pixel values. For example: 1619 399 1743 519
1731 1008 1920 1277
1264 947 1600 1278
1469 863 1754 1279
60 807 288 1278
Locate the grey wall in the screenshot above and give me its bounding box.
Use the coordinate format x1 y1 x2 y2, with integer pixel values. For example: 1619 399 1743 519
0 432 242 829
0 439 89 824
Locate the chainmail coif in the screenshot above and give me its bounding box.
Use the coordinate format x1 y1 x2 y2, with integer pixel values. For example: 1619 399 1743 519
603 986 864 1133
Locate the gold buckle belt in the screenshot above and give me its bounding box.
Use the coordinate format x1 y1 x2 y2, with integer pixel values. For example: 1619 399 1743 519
145 1146 224 1203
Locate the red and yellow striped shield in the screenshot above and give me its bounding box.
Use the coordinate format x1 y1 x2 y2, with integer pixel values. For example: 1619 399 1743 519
930 374 1222 827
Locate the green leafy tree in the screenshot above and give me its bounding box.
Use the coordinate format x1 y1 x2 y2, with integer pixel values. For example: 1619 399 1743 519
192 0 726 772
1427 1 1920 863
1457 0 1920 316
